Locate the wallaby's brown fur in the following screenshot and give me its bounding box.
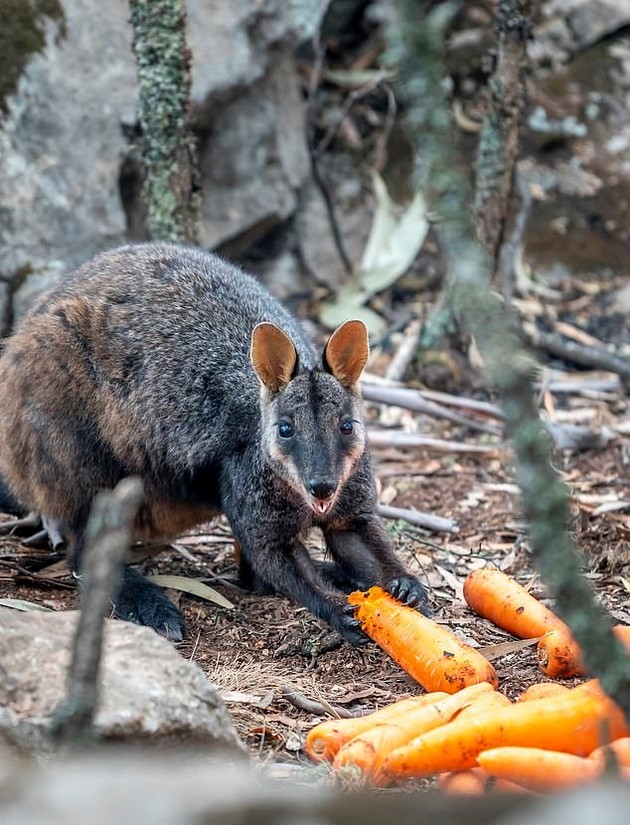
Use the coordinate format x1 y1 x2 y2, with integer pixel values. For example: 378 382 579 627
0 243 428 641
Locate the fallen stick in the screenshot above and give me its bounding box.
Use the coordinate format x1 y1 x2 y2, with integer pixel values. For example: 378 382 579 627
363 385 502 435
368 430 500 454
282 685 367 719
378 503 458 533
524 323 630 392
385 320 423 382
415 389 504 419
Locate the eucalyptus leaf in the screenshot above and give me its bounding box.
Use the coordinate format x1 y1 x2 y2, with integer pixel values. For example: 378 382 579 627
148 575 234 609
320 301 385 334
359 171 429 295
0 597 53 612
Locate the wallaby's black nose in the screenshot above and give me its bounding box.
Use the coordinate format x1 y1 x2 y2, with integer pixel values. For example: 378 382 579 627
309 478 337 500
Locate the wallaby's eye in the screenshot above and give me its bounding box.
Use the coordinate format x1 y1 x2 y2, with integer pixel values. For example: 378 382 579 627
278 421 295 439
340 419 354 436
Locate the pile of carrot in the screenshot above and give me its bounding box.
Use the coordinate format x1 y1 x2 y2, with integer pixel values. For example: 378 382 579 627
305 679 630 791
302 572 630 792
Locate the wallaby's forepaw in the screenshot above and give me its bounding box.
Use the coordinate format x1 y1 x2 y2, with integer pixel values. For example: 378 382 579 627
114 566 185 642
386 576 431 617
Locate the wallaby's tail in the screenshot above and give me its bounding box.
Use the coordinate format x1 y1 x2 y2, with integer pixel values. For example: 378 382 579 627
0 473 20 515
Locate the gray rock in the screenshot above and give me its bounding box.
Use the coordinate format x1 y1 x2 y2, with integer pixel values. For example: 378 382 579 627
188 0 326 102
296 171 372 290
0 0 326 325
0 0 134 318
198 53 310 250
0 608 242 755
532 0 630 63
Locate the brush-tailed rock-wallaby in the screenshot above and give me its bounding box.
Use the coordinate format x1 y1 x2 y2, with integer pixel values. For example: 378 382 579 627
0 244 429 642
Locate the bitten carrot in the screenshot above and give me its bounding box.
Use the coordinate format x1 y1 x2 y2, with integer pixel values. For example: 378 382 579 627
439 768 488 795
376 680 629 784
477 746 602 792
304 692 447 762
589 737 630 768
333 682 494 778
348 586 499 693
538 625 630 679
518 683 570 702
463 568 570 640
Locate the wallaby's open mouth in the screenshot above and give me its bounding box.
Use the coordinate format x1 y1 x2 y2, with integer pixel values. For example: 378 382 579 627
311 497 334 515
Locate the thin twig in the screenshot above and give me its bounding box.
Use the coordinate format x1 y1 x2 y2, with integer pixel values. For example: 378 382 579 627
372 83 398 173
415 389 504 419
306 32 353 275
315 72 389 158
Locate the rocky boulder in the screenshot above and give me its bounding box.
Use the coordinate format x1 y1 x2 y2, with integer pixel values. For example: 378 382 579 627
0 608 242 754
0 0 327 332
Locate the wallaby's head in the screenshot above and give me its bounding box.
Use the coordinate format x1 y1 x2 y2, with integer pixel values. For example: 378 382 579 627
251 320 369 516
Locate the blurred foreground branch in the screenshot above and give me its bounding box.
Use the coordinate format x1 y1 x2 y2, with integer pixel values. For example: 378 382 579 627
389 0 630 713
51 478 143 746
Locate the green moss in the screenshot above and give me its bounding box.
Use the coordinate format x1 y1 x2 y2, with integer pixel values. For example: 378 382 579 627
0 0 65 114
129 0 199 244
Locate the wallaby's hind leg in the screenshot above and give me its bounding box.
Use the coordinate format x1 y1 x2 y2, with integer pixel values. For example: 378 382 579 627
70 532 186 641
114 565 185 640
325 516 431 615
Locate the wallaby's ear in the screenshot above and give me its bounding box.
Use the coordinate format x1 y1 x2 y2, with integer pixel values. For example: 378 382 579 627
251 322 298 393
323 319 369 388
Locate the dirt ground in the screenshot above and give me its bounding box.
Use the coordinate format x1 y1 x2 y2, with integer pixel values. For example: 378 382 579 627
1 369 628 773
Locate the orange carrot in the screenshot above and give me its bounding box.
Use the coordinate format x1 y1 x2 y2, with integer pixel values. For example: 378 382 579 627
455 689 512 720
376 680 629 784
518 683 570 702
348 586 499 693
439 768 488 795
589 737 630 767
478 746 603 792
333 682 494 778
538 625 630 679
463 568 570 640
304 692 447 762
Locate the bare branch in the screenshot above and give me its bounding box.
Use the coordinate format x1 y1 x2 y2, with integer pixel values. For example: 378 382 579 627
50 478 144 746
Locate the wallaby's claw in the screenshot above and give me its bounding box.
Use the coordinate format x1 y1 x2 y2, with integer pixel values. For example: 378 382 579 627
343 601 358 615
387 576 431 617
335 610 368 646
